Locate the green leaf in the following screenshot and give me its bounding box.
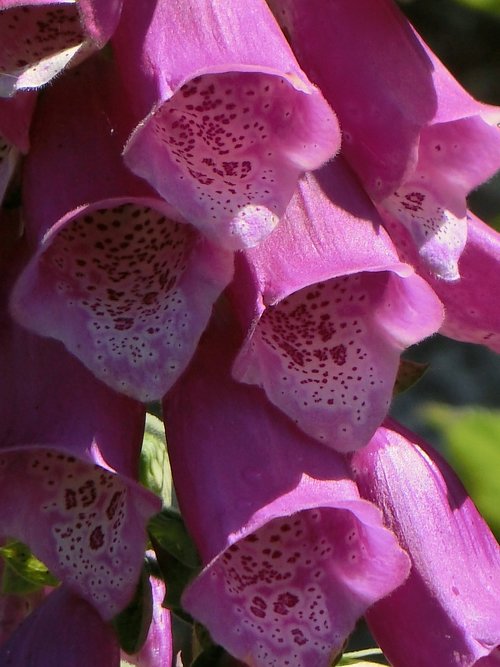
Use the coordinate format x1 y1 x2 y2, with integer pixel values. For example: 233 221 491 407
148 509 200 569
0 541 58 593
422 405 500 536
149 510 200 619
453 0 500 16
337 647 388 665
152 544 198 620
113 566 153 655
393 358 428 396
140 413 173 506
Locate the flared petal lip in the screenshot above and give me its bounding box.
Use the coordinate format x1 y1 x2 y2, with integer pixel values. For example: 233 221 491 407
36 195 188 248
124 62 340 160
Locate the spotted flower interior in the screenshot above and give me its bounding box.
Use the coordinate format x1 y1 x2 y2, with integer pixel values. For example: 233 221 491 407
234 270 426 451
0 3 86 95
11 199 233 401
184 506 404 667
0 447 160 620
126 70 336 250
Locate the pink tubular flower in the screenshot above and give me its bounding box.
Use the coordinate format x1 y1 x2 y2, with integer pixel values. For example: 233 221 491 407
383 209 500 353
0 91 36 204
112 0 340 250
163 314 410 667
9 57 233 402
0 0 123 96
231 160 443 452
350 420 500 667
0 554 46 647
1 244 160 620
268 0 500 281
122 575 172 667
0 586 120 666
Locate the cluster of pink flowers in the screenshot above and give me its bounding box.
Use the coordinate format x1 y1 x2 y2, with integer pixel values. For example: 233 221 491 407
0 1 499 665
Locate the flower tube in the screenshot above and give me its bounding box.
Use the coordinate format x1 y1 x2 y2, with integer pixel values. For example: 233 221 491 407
162 312 410 667
231 160 443 451
112 0 340 250
268 0 500 280
1 244 160 620
0 0 123 96
383 209 500 353
10 56 233 402
351 420 500 667
0 586 120 666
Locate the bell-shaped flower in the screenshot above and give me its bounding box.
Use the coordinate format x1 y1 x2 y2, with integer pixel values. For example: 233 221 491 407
0 0 123 96
9 57 233 402
121 575 172 667
383 209 500 353
231 160 443 452
112 0 340 250
162 312 410 667
0 553 46 646
268 0 500 280
0 91 36 204
0 243 161 620
350 420 500 667
0 586 120 666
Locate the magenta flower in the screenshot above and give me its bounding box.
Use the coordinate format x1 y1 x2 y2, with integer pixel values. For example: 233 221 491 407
0 91 36 204
0 0 123 96
0 555 45 646
351 420 500 667
163 314 410 666
384 209 500 353
112 0 340 250
9 57 233 402
122 575 172 667
231 160 443 451
0 586 120 666
268 0 500 280
1 245 160 620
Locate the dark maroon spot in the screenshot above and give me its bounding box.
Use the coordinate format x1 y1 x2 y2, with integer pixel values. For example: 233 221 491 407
89 526 105 550
64 488 78 510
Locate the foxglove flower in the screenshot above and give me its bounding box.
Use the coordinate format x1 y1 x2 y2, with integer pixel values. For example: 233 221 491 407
351 420 500 667
0 586 120 666
0 0 123 97
163 314 410 667
112 0 340 250
0 554 46 646
231 160 443 451
0 91 36 204
383 209 500 353
122 575 172 667
268 0 500 280
1 244 160 620
9 57 233 402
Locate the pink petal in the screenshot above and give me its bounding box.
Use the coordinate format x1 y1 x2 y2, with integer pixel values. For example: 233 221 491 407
0 586 120 666
0 554 46 646
232 162 443 451
163 311 410 666
0 446 159 620
351 421 500 666
268 0 500 279
0 0 122 96
383 210 500 353
113 0 340 250
9 57 233 401
123 575 172 667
